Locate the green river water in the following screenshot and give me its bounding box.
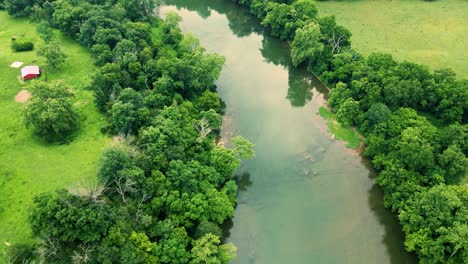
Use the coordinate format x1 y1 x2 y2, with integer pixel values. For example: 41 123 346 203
163 1 418 263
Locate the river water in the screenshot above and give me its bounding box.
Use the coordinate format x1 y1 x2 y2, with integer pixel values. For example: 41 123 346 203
162 1 417 263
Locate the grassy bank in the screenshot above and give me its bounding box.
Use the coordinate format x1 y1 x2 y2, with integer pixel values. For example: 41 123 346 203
0 11 109 253
318 106 361 149
316 0 468 78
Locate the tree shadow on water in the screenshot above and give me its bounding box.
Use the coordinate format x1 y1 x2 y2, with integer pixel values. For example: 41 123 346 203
221 172 253 241
367 178 418 264
234 172 253 192
359 154 418 264
167 0 327 107
260 34 328 107
166 0 262 37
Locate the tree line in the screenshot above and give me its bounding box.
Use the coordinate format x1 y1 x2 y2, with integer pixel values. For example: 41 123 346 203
6 0 255 263
232 0 467 263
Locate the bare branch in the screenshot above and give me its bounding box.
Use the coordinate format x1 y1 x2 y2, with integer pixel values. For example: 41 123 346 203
328 30 346 54
68 179 106 203
71 244 96 264
193 117 213 142
135 192 150 223
37 236 60 262
111 173 137 205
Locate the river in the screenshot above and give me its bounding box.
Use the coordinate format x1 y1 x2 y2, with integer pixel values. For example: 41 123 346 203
162 1 417 263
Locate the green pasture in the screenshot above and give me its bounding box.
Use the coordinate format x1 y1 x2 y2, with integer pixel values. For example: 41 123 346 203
316 0 468 78
0 11 109 255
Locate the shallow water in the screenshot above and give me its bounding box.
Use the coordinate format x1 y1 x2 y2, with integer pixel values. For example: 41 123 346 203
162 1 417 263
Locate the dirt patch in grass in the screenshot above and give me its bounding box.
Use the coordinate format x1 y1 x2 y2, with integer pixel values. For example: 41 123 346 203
15 90 31 103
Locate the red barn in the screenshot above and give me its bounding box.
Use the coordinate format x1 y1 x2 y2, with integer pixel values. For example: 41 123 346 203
21 65 40 80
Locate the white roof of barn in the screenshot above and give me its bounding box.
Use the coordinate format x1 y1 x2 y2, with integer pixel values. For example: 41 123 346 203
21 65 40 77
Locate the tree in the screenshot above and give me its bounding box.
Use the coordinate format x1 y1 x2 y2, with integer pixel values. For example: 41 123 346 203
108 88 151 135
90 63 123 111
399 185 468 264
365 103 391 131
438 144 467 184
113 39 138 67
191 234 237 264
261 3 293 40
37 39 67 70
435 79 468 123
154 227 191 264
4 0 36 16
37 20 55 43
90 44 114 67
291 22 324 67
30 190 112 244
97 146 133 185
328 82 351 109
195 90 222 113
22 81 78 141
92 27 123 49
261 0 318 40
211 146 240 181
118 0 160 22
193 221 222 240
397 134 430 169
394 127 435 173
318 16 352 55
231 136 255 160
335 98 360 127
376 161 424 211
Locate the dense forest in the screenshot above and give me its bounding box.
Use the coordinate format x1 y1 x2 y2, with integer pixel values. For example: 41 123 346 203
232 0 467 263
3 0 255 263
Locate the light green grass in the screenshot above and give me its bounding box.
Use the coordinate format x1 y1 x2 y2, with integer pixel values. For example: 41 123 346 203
0 11 110 255
316 0 468 79
318 106 361 148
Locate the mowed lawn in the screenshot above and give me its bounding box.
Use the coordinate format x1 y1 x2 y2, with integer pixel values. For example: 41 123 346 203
0 11 110 253
316 0 468 79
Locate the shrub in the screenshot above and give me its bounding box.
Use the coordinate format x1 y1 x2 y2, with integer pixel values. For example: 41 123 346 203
11 39 34 52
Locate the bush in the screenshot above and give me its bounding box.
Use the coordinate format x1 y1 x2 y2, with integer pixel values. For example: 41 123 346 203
11 39 34 52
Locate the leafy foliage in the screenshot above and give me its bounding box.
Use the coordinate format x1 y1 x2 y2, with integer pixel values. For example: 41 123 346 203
13 1 256 263
22 81 78 141
37 39 67 69
399 185 468 263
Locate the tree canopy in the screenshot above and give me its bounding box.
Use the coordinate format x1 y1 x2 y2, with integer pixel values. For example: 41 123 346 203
11 1 256 263
22 81 78 141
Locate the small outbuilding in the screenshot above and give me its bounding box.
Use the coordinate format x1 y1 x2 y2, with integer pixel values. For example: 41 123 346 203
21 65 40 80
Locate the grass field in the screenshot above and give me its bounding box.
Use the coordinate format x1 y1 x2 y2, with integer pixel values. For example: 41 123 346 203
0 11 110 255
316 0 468 79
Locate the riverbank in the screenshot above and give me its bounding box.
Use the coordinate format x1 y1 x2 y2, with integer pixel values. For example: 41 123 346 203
229 1 467 263
162 2 418 263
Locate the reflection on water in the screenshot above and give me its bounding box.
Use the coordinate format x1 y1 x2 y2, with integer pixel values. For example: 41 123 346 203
163 1 417 263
